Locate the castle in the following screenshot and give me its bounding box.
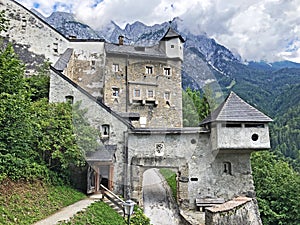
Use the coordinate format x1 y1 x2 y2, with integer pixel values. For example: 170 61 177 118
1 0 272 223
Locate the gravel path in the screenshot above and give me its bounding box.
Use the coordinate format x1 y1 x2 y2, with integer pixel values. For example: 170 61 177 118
143 168 180 225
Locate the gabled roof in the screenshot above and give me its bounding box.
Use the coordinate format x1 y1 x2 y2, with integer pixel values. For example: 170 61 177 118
200 92 273 125
105 43 167 58
53 48 73 72
85 145 117 162
160 27 185 42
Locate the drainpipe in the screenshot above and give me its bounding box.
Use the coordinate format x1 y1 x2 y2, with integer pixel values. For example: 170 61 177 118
125 55 129 112
123 130 130 198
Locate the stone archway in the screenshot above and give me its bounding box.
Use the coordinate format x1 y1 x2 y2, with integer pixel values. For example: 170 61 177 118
130 156 189 206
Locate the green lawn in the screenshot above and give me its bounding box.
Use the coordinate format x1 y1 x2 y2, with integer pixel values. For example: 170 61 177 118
159 168 177 200
0 179 86 225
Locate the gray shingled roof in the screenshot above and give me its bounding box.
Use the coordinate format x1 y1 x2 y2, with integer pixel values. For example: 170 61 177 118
53 48 73 71
85 145 117 162
160 27 185 42
105 43 167 58
200 92 273 125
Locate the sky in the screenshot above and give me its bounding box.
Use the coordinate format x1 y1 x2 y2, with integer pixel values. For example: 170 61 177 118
16 0 300 63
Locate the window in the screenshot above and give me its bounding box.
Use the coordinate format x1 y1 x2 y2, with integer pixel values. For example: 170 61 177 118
146 66 153 74
101 125 110 138
133 89 141 98
91 60 96 70
65 95 74 104
222 123 242 128
163 67 171 76
112 87 119 97
164 92 170 100
22 19 27 28
112 64 119 72
170 44 175 48
245 124 265 128
53 43 58 53
223 162 232 175
147 90 154 98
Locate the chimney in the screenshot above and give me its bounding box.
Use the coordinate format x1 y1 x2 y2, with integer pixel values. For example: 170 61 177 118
118 35 124 45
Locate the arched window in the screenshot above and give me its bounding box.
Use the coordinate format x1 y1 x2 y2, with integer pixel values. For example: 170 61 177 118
65 95 74 104
101 124 110 138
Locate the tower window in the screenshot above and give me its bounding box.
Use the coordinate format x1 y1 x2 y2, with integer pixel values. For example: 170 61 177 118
101 124 110 138
112 87 119 97
146 66 153 74
170 45 175 48
113 64 119 72
163 67 171 76
223 162 232 175
147 90 154 98
133 89 141 98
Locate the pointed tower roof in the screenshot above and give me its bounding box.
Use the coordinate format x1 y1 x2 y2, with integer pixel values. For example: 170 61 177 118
160 27 185 42
200 92 273 125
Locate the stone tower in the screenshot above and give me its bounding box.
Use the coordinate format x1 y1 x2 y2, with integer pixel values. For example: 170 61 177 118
159 27 184 61
103 28 185 128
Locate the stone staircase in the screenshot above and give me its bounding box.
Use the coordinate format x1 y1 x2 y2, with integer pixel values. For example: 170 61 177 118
101 185 125 216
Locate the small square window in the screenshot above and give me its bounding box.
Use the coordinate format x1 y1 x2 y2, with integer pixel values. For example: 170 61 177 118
65 95 74 104
170 45 175 48
164 67 171 76
112 64 119 72
147 90 154 98
112 87 119 97
134 89 141 98
146 66 153 74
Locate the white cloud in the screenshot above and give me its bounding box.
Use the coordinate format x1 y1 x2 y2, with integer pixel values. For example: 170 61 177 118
16 0 300 63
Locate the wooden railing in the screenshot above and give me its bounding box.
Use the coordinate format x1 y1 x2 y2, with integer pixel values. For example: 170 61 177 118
100 184 124 210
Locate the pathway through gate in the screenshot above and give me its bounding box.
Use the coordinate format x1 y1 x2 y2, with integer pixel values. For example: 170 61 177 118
142 168 180 225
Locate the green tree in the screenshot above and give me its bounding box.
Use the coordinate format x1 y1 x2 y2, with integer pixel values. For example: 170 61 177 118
25 61 50 101
182 87 215 126
251 151 300 225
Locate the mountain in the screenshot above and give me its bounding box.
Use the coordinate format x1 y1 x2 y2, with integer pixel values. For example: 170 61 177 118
33 11 101 39
31 11 300 106
30 10 300 171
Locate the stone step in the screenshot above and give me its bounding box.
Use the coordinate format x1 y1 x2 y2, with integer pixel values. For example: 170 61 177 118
102 191 124 216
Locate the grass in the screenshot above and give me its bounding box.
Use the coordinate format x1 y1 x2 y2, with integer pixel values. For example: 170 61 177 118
0 178 86 225
59 202 151 225
59 201 126 225
159 168 177 200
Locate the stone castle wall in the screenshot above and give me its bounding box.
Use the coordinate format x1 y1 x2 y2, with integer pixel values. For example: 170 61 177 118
50 69 129 194
205 197 262 225
0 0 69 70
105 54 183 127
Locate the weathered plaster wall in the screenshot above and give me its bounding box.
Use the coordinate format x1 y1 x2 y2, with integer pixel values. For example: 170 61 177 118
215 123 271 150
205 197 262 225
50 69 128 194
65 44 105 99
0 0 69 66
192 152 255 202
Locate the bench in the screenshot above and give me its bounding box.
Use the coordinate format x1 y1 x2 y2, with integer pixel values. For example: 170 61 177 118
196 198 225 211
